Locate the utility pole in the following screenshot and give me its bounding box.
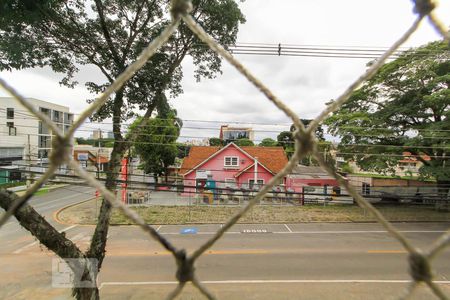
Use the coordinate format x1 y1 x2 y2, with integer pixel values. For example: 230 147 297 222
97 129 102 179
26 134 32 188
254 156 258 190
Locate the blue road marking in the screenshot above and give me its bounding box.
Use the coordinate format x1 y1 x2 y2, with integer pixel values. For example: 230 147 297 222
180 227 198 234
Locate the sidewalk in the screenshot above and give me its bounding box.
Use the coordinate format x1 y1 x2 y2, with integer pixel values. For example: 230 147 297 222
7 183 69 197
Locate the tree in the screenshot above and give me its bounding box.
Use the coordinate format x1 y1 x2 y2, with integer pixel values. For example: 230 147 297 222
176 143 191 159
209 137 223 146
290 119 325 141
0 1 245 298
234 138 254 146
277 131 294 157
325 41 449 209
131 112 180 184
259 138 278 147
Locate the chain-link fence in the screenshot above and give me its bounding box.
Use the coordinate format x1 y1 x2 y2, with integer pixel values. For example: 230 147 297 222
0 0 449 299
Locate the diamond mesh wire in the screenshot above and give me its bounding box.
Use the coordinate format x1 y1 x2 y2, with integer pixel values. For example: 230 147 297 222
0 0 449 299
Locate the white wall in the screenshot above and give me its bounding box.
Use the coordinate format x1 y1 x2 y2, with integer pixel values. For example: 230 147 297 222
0 97 72 161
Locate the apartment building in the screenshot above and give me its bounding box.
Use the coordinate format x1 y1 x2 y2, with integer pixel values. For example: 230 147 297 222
219 125 254 142
0 97 74 163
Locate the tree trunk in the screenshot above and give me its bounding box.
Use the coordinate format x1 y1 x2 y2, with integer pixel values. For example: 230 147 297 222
435 179 450 211
0 190 96 299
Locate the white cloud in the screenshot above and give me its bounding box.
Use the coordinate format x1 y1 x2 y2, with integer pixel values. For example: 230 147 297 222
1 0 448 142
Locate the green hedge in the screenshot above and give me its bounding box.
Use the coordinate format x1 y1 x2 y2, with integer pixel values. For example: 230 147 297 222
0 181 26 189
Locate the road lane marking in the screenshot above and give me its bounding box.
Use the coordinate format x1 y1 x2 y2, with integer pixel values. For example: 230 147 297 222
367 250 407 254
108 249 269 257
13 225 77 254
99 279 450 289
272 230 447 234
284 224 292 233
155 225 162 232
157 230 446 236
13 240 39 254
242 229 270 234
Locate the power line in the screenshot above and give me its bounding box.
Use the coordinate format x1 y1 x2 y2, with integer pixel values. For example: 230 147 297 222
3 108 450 132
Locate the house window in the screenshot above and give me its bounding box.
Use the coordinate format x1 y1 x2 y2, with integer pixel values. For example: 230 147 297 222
224 156 239 167
249 179 264 190
362 183 371 195
6 108 14 119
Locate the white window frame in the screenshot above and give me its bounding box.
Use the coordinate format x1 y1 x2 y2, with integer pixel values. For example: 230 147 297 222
224 156 239 168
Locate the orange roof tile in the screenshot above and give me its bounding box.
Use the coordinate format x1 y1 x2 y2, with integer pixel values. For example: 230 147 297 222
179 145 288 175
180 146 220 175
241 146 288 174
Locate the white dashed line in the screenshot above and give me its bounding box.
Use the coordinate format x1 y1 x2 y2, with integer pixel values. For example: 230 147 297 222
13 225 77 254
99 279 450 289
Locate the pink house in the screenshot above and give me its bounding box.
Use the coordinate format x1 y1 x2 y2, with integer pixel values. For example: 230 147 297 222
180 143 288 194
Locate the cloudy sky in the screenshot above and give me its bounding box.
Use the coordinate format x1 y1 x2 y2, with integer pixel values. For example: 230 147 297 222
1 0 449 142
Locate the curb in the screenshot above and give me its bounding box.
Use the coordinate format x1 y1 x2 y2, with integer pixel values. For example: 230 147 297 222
52 200 450 226
53 197 97 225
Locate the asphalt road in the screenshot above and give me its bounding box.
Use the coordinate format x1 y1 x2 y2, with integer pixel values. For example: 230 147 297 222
0 185 95 254
0 187 449 299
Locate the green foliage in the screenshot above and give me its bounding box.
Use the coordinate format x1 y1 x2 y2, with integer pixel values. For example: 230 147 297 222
276 131 293 148
0 181 26 189
259 138 278 147
277 131 294 158
130 112 180 181
234 138 254 146
209 137 224 146
340 162 354 174
0 0 245 121
176 144 191 159
75 137 114 148
325 41 449 184
290 119 325 141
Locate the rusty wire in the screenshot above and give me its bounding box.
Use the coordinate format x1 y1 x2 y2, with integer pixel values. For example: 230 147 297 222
0 0 449 299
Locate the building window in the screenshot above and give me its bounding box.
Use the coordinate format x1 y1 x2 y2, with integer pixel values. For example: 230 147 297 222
38 149 49 159
6 108 14 119
52 110 62 123
39 121 50 134
64 112 74 124
40 107 51 118
224 156 239 167
8 123 16 136
39 136 52 148
362 183 371 195
249 179 264 190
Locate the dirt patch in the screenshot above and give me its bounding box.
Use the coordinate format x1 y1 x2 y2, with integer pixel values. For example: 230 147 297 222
58 200 450 225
